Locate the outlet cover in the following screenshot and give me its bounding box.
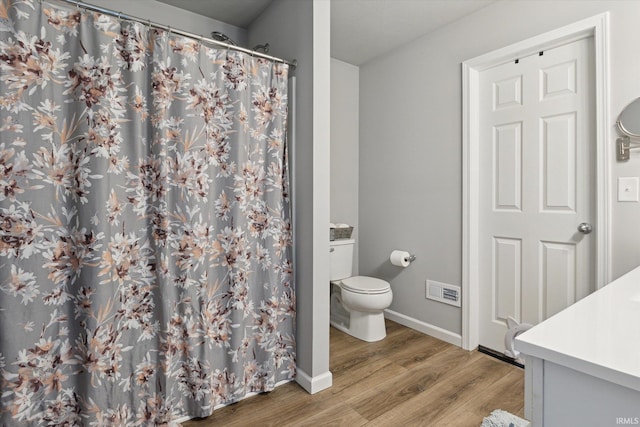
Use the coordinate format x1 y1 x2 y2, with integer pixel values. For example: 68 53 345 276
618 177 639 202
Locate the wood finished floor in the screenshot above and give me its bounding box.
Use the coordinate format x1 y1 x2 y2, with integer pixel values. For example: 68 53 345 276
183 320 524 426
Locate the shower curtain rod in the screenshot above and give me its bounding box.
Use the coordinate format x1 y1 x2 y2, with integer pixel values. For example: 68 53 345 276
55 0 298 70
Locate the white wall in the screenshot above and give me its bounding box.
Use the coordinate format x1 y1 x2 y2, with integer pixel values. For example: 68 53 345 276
249 0 332 393
331 58 360 274
359 0 640 336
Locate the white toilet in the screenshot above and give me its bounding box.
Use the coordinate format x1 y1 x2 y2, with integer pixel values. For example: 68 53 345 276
329 239 393 342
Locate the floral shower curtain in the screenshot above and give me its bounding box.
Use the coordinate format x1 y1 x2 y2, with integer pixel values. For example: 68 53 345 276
0 0 294 425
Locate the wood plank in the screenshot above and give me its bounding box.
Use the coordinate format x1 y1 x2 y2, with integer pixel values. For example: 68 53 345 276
329 355 407 396
364 354 517 426
389 333 451 370
183 320 525 426
347 346 483 420
330 323 427 369
285 403 369 427
432 368 525 426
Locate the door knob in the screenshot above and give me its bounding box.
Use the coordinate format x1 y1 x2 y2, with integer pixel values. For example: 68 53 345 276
577 222 593 234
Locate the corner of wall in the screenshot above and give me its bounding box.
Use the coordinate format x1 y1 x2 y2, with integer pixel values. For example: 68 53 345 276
247 0 332 392
330 58 360 274
295 368 333 394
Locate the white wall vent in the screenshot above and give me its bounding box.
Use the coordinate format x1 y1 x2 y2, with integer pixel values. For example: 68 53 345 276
426 280 461 307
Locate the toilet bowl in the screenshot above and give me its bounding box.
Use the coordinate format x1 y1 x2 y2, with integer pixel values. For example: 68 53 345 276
330 239 393 342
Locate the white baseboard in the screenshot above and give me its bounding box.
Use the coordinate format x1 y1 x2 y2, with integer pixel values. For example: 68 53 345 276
295 367 332 394
384 309 462 347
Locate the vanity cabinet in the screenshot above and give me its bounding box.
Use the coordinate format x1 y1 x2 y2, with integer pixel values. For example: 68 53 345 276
516 266 640 426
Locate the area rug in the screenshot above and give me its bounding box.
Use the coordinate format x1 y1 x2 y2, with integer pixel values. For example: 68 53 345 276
481 409 530 427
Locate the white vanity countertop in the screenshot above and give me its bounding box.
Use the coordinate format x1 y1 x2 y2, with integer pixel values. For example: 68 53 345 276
515 265 640 392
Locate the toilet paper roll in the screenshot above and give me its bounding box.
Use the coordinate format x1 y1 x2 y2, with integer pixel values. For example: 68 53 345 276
390 250 411 267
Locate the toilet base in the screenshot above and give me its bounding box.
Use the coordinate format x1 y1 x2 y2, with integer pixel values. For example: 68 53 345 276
349 311 387 342
330 284 390 342
330 311 387 342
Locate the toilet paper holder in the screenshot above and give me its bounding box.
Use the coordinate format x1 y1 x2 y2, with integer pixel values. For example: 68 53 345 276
390 250 416 267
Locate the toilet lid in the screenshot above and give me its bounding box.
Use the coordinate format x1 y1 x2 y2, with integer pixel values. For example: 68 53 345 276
341 276 391 294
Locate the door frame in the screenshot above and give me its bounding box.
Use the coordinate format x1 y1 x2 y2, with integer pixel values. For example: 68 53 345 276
461 13 611 351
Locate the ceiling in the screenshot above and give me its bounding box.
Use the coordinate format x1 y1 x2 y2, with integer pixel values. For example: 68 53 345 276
159 0 496 66
156 0 274 28
331 0 495 65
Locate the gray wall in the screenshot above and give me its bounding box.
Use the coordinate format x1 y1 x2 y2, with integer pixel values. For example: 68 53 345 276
86 0 246 46
359 0 640 335
249 0 332 390
330 58 360 274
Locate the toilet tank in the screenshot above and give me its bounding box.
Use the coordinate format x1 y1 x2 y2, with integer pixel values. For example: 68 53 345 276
330 239 355 281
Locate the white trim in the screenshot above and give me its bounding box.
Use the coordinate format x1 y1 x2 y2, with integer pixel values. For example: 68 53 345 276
384 309 462 347
295 367 333 394
524 355 544 425
311 0 332 390
461 13 611 351
592 13 612 289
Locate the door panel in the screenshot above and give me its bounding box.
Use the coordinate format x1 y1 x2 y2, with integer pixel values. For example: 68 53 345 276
494 75 523 110
478 37 595 354
494 122 522 211
541 112 576 212
540 241 576 318
493 237 522 323
541 60 576 99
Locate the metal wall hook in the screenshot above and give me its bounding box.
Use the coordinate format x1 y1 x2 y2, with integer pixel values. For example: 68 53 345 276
252 43 270 54
616 135 640 161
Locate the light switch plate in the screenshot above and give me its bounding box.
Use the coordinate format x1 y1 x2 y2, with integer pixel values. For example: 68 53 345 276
618 177 639 202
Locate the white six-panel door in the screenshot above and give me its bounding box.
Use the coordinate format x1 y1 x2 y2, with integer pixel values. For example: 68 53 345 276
478 38 596 354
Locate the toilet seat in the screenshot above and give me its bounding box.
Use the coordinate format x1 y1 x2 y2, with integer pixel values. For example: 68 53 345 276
341 276 391 295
